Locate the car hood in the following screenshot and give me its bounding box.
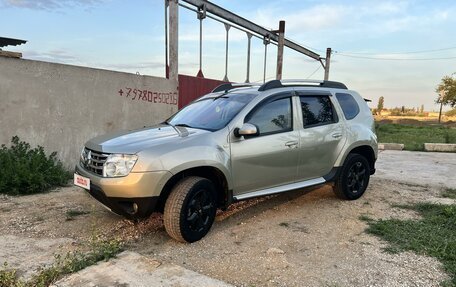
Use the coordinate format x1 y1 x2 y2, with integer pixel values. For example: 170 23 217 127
85 124 208 154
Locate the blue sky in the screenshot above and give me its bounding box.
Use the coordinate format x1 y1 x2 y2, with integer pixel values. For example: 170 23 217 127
1 0 455 110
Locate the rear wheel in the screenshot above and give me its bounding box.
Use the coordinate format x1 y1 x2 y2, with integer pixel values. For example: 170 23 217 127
164 176 217 243
333 153 370 200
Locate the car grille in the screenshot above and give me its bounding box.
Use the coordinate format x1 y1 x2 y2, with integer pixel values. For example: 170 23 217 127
80 147 109 176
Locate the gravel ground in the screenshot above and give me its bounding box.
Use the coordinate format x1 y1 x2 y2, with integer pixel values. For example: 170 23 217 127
0 150 455 286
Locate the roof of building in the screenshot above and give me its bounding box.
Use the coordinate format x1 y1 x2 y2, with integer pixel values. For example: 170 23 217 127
0 37 27 48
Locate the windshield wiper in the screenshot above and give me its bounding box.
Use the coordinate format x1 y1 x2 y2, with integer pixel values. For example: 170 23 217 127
174 123 193 128
174 123 213 131
212 94 229 101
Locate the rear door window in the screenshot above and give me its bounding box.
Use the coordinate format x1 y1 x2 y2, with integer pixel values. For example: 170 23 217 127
335 93 360 120
299 96 337 128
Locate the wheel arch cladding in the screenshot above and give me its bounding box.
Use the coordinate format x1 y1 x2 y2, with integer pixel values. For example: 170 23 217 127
349 145 376 173
157 166 229 212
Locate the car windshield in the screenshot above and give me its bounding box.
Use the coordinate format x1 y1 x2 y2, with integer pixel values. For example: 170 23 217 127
167 93 257 131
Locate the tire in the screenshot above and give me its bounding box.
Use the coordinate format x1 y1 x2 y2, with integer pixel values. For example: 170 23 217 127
163 176 217 243
333 153 370 200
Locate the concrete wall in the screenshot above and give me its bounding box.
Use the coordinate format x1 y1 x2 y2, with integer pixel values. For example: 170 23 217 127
0 57 178 168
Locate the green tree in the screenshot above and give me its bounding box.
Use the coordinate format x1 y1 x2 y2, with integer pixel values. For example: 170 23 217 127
436 74 456 108
436 74 456 122
377 96 384 115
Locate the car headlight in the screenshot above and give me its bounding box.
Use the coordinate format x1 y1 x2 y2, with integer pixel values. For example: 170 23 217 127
80 147 87 163
103 154 138 177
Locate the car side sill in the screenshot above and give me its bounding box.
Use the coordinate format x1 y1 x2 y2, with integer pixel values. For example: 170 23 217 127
233 177 326 201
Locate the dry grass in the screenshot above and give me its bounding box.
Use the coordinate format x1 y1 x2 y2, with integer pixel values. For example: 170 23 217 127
375 115 456 127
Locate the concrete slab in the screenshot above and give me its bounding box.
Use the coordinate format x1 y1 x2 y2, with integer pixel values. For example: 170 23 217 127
424 143 456 152
375 150 456 188
0 235 72 280
378 143 404 150
52 251 232 287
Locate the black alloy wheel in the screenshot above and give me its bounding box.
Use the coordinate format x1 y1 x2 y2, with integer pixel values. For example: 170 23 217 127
186 189 214 233
346 161 368 194
333 153 371 200
164 176 217 243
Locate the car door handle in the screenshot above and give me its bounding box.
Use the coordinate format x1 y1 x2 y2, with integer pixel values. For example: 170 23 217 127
285 141 298 148
332 133 342 139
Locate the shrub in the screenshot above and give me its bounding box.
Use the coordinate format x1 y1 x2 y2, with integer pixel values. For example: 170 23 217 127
31 237 123 286
0 136 71 195
0 263 23 287
446 108 456 117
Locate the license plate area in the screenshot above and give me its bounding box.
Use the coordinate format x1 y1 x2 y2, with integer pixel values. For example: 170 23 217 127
74 173 90 190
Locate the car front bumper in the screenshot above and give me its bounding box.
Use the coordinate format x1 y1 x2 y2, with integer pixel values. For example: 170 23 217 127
75 162 173 219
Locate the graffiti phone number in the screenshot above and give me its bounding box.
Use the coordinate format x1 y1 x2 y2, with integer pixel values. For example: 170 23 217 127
118 87 178 105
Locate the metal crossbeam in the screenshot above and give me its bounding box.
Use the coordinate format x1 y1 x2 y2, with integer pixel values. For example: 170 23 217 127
181 0 320 60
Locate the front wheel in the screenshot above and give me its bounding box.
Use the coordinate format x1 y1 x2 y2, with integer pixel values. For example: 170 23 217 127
164 176 217 243
333 153 370 200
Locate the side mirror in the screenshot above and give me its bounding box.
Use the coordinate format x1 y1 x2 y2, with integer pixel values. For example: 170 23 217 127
234 123 259 137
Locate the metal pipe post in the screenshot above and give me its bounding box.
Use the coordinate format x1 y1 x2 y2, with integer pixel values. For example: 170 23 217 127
223 23 230 82
199 19 203 73
197 4 206 77
168 0 179 82
263 35 270 83
276 20 285 80
164 0 169 78
324 47 331 81
245 32 252 83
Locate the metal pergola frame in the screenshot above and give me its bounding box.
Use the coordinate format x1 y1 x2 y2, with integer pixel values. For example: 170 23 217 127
165 0 327 83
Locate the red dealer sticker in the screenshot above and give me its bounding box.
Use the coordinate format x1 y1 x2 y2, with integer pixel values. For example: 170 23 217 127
74 173 90 190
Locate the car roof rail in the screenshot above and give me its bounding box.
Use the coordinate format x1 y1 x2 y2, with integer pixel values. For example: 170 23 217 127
211 83 257 93
257 79 348 91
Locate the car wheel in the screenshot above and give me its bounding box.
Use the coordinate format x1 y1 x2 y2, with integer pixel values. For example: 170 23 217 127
333 153 370 200
164 176 217 243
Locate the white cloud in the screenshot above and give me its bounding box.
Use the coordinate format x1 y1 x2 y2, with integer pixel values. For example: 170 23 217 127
253 4 348 32
363 1 409 15
24 49 79 62
2 0 103 10
249 0 451 37
379 8 453 34
102 62 165 70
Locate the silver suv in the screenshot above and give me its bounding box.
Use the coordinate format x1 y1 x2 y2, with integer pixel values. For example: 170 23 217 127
74 79 377 243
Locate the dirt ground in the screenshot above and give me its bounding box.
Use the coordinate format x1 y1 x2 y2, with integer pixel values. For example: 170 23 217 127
1 150 455 286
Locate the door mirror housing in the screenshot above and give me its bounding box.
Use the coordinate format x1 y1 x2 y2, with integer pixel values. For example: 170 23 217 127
234 123 259 137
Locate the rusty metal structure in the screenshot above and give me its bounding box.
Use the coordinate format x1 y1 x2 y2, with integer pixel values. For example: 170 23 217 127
164 0 331 83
